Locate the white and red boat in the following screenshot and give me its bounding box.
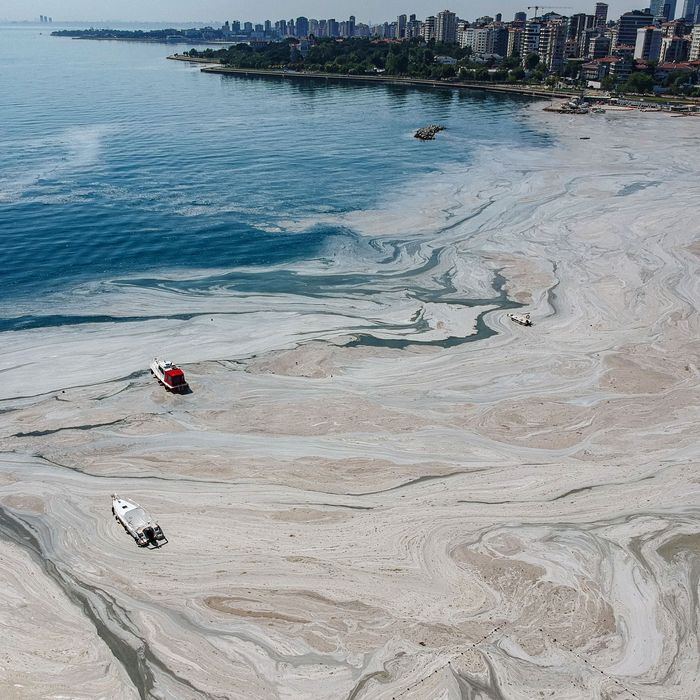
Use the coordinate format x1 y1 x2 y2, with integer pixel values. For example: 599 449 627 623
150 358 189 393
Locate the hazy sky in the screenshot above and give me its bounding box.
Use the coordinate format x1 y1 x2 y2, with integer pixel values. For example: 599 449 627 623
2 1 646 23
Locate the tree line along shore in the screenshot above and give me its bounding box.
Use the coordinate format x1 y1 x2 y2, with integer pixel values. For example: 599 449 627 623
51 28 700 105
177 37 700 102
167 54 700 110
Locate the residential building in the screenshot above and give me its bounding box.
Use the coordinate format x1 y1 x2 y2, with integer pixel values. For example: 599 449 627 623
507 27 523 56
459 27 494 55
609 57 633 81
519 15 567 71
661 19 688 38
616 10 654 48
595 3 609 27
690 25 700 60
492 26 509 56
457 21 470 48
397 14 407 39
581 55 621 80
650 0 677 20
635 26 663 60
522 19 542 58
661 34 690 60
569 13 596 56
541 19 567 72
406 15 422 39
296 16 309 37
681 0 699 21
421 16 437 42
436 10 458 44
588 33 612 58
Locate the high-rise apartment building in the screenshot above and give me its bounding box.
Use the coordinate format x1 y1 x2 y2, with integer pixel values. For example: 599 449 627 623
661 34 690 60
522 20 543 58
541 20 567 72
594 3 609 27
436 10 458 44
616 10 653 48
634 26 663 60
406 15 422 38
681 0 700 21
421 16 437 42
397 14 407 39
459 26 494 54
650 0 677 20
588 33 611 58
569 13 596 56
507 27 523 56
690 25 700 59
296 17 309 37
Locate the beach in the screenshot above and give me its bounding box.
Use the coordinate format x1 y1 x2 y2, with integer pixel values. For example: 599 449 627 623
1 99 698 700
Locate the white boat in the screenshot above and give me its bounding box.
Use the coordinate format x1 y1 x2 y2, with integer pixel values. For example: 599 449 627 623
150 357 189 393
111 494 167 547
508 312 533 327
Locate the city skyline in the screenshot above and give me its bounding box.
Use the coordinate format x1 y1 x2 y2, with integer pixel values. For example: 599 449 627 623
2 1 647 23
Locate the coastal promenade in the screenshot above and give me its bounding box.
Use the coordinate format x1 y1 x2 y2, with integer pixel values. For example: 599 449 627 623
167 54 573 100
168 55 700 109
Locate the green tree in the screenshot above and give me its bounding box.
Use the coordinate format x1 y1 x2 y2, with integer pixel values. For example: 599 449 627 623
622 71 654 94
525 53 540 71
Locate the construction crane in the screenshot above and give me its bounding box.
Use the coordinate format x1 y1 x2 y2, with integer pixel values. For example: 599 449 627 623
527 6 573 18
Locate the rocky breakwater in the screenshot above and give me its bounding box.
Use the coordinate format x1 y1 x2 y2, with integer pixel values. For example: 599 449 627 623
414 125 445 140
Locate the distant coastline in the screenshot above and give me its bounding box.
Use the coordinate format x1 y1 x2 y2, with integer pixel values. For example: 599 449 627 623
51 28 233 45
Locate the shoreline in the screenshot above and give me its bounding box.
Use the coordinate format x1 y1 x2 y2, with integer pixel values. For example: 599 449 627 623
167 55 565 100
168 54 700 108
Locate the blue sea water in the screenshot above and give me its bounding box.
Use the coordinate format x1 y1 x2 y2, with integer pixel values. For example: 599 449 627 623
0 25 548 334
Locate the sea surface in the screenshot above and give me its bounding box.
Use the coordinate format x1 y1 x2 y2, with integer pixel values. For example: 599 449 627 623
0 25 551 379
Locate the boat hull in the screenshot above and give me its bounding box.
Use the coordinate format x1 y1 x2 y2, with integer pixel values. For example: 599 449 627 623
150 360 189 393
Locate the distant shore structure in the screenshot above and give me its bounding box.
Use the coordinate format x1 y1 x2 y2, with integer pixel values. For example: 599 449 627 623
39 15 53 23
